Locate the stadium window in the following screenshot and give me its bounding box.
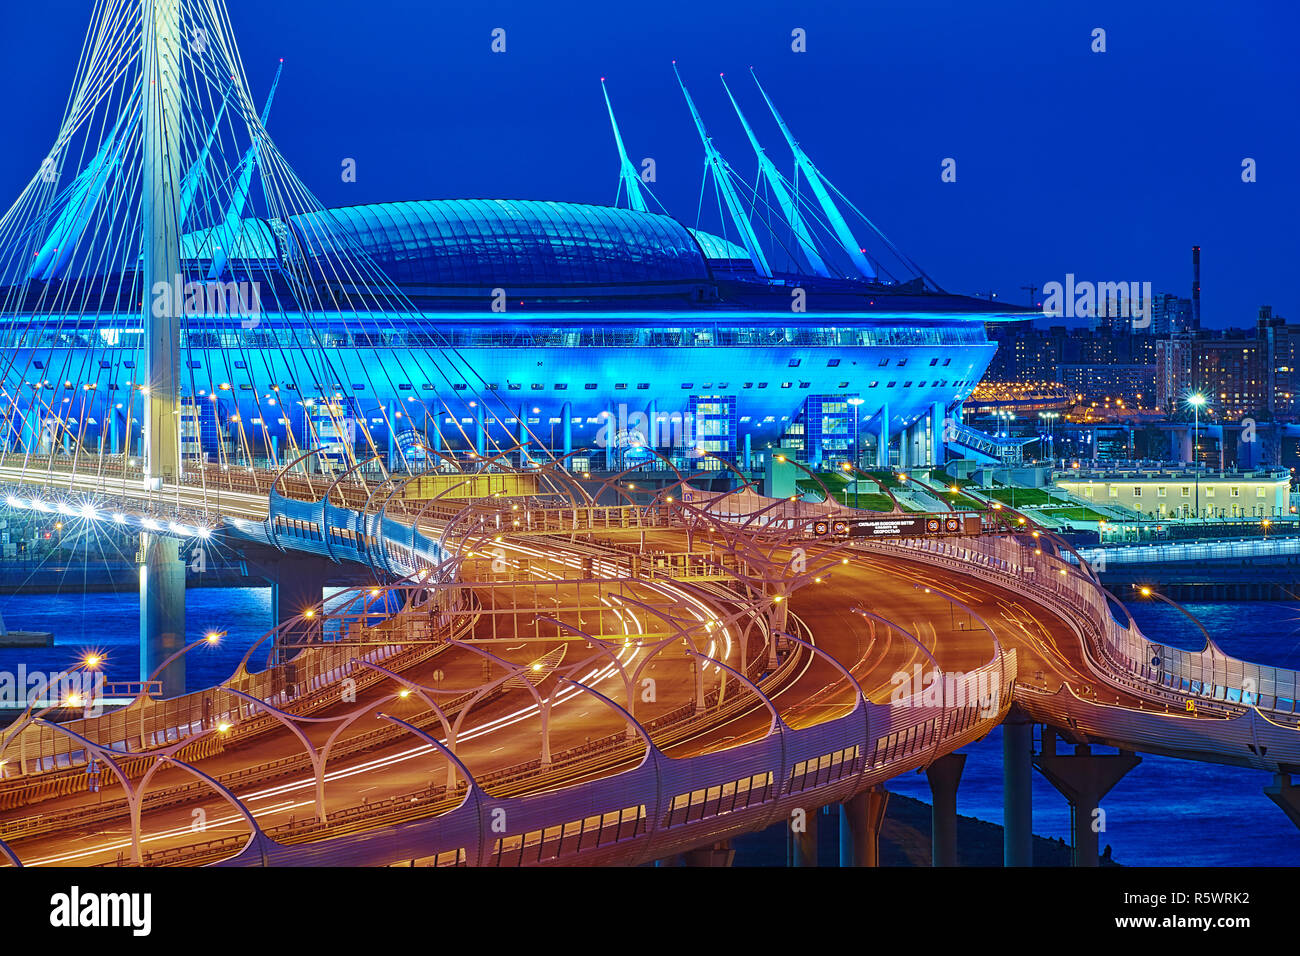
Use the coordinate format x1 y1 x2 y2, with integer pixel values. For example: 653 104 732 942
508 383 522 390
799 382 810 388
757 382 768 389
930 358 939 366
781 382 792 389
878 358 889 367
636 383 649 390
531 384 543 390
554 383 568 390
869 381 878 388
788 358 801 367
742 382 753 389
681 383 693 389
827 358 841 367
942 358 951 366
615 383 627 390
585 383 598 390
903 381 912 388
886 382 896 388
897 359 908 367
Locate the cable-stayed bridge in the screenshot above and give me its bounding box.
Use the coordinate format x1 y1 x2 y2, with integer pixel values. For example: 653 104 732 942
2 0 1300 870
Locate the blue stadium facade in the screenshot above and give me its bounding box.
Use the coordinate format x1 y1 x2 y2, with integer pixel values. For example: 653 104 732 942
0 195 1011 473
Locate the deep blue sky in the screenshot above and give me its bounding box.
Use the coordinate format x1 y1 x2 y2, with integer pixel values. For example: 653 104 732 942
2 0 1295 325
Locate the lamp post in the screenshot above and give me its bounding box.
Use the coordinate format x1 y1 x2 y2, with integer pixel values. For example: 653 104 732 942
1187 393 1206 519
847 397 864 508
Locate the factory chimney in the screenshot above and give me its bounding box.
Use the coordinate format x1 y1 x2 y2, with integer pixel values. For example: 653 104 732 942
1191 245 1201 329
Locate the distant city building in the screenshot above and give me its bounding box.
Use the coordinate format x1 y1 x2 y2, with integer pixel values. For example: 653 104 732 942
984 324 1158 407
1154 307 1297 420
1055 465 1291 519
1149 293 1195 335
1057 364 1156 407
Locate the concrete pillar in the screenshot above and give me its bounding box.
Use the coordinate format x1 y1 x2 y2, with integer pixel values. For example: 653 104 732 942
876 403 889 468
270 434 280 469
839 786 889 867
140 532 186 697
21 407 36 454
926 752 966 866
681 840 734 867
517 406 530 467
1034 735 1139 867
763 456 797 498
930 401 945 467
431 409 443 453
561 401 571 459
786 807 818 867
1264 773 1300 830
270 553 333 629
384 405 398 472
1002 711 1034 867
475 403 486 458
743 433 752 471
645 400 658 450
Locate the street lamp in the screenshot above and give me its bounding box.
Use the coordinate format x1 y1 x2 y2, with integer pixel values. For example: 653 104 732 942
842 395 863 509
1186 393 1206 519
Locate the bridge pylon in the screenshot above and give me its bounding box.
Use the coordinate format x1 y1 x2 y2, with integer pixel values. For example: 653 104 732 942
139 0 186 697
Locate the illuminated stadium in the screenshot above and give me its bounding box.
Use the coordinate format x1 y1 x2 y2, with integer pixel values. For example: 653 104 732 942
0 57 1023 476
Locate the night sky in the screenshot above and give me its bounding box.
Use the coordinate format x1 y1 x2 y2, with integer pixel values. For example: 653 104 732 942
1 0 1295 325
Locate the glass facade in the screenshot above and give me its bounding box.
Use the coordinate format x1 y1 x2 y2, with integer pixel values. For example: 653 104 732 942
290 199 710 289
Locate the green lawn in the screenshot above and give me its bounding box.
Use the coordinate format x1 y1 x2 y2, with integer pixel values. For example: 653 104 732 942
985 487 1067 507
1038 506 1109 523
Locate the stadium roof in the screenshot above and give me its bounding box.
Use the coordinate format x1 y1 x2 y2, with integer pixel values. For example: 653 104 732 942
289 198 714 289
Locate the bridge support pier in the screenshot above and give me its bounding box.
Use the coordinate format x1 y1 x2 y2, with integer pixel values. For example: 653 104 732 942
786 806 819 867
1034 735 1139 867
680 840 734 867
140 532 186 697
926 752 966 866
1002 710 1034 867
1264 773 1300 830
839 785 888 866
269 553 333 630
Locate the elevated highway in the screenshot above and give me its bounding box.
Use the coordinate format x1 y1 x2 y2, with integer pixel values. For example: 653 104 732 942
0 456 1298 868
